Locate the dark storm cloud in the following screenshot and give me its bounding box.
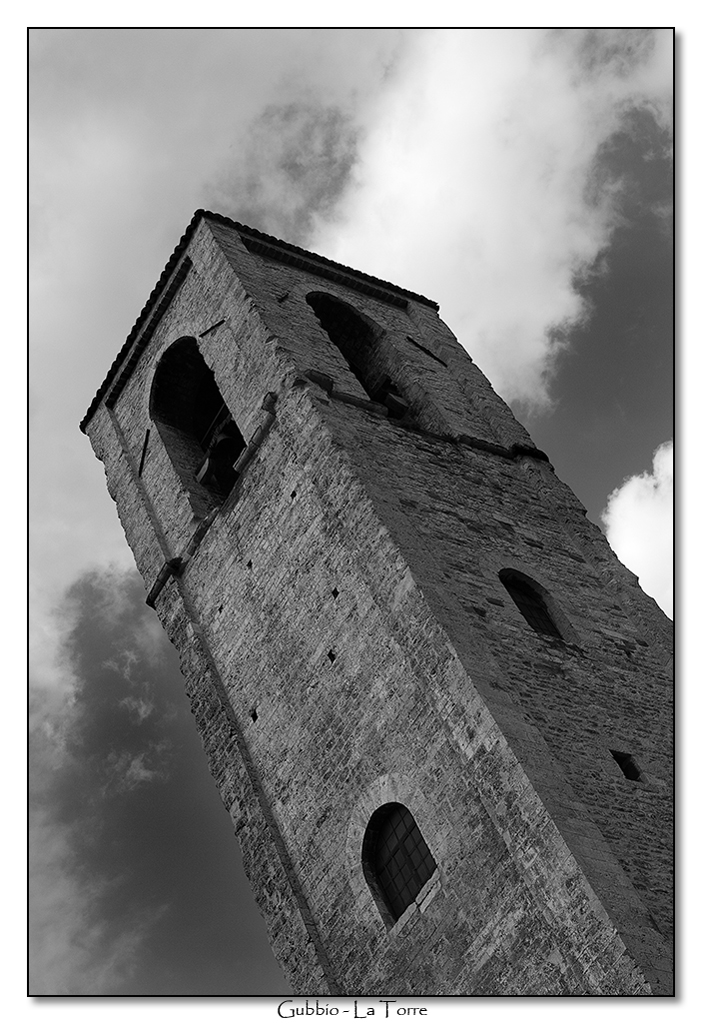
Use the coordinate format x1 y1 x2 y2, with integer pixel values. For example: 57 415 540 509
589 106 673 228
208 101 360 246
30 569 288 995
522 102 673 526
554 27 657 81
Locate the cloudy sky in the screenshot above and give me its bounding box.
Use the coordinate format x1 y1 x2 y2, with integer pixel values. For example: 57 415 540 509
29 28 673 999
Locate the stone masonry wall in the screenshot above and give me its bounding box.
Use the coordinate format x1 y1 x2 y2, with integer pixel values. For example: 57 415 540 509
84 214 672 995
140 378 651 994
313 398 672 992
206 219 672 987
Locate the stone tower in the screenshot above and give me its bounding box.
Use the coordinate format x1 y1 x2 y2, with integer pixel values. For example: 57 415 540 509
81 211 673 996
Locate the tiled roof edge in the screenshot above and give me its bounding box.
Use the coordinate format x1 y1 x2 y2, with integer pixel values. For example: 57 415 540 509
213 212 439 310
80 210 439 433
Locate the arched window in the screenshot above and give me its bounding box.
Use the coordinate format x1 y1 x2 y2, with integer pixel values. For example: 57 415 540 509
499 569 563 638
306 293 408 418
362 803 437 924
150 338 246 515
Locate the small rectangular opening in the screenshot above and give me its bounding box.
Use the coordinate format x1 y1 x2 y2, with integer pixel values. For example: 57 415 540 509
138 429 150 476
610 749 641 781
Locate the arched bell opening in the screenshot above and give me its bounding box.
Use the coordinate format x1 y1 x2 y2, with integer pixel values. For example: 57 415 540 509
150 337 246 515
306 292 409 419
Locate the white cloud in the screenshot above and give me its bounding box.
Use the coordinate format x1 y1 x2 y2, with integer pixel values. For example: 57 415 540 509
602 440 673 617
312 28 672 408
103 747 169 794
119 695 156 723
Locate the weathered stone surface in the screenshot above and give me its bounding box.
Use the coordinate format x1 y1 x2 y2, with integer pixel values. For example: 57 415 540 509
83 213 672 995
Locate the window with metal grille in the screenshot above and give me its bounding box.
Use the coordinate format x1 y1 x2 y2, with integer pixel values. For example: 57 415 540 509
362 803 436 923
499 570 562 638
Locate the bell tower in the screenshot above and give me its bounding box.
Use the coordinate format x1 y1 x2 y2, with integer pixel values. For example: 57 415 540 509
81 211 673 996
